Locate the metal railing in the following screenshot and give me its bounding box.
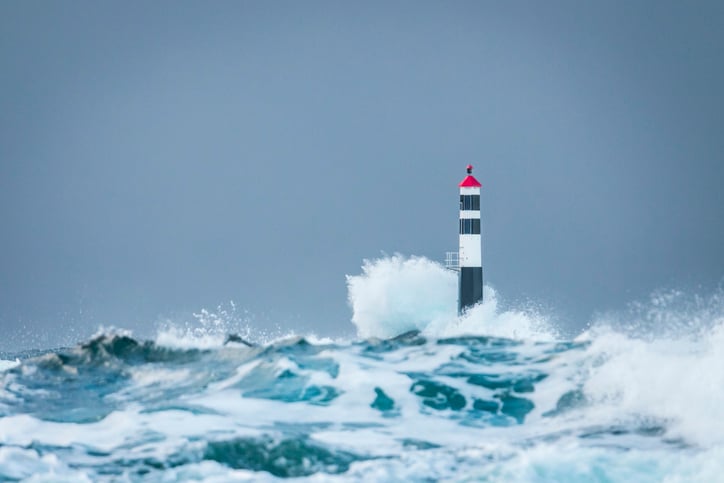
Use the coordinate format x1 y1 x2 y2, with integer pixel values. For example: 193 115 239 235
445 251 459 271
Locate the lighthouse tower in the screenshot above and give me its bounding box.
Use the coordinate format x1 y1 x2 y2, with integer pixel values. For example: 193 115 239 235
458 164 483 314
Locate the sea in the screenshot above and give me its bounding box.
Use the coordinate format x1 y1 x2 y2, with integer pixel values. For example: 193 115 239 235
1 255 723 482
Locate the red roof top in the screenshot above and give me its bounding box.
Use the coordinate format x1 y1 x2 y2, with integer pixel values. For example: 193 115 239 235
459 164 482 187
459 175 481 187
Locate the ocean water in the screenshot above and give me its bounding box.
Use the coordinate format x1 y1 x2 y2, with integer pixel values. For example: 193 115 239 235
1 256 723 482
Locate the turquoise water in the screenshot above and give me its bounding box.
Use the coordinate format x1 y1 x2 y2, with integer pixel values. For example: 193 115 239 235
2 256 722 481
1 322 723 482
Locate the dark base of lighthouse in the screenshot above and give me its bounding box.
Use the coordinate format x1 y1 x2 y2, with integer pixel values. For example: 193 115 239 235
458 267 483 315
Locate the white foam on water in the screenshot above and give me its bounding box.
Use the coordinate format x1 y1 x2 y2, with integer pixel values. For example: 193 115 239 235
0 359 19 372
427 286 557 340
127 366 193 389
346 254 556 340
3 261 724 480
153 302 301 350
558 289 724 448
346 255 456 339
334 442 724 483
0 446 92 483
154 461 267 482
577 325 724 447
154 324 229 350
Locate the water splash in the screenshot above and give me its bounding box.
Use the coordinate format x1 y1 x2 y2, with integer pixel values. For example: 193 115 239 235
2 292 724 481
577 288 724 447
2 254 723 480
154 302 295 349
346 255 556 340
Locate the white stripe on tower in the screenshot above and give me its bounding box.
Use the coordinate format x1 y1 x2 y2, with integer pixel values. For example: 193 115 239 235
458 164 483 314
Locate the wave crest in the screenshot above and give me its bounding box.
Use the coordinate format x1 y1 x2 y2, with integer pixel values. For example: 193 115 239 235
346 255 556 340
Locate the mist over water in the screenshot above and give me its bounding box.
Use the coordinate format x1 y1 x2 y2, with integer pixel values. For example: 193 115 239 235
1 255 723 481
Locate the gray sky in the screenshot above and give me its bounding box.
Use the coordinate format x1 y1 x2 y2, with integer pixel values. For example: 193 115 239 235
2 0 723 349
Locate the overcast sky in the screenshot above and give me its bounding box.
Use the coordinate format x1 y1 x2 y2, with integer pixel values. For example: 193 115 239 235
2 0 723 349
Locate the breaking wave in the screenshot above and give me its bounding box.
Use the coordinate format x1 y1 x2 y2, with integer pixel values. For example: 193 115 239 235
346 254 556 340
1 255 722 481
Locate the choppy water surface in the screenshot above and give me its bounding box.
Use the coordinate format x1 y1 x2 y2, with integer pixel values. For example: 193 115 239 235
1 256 723 481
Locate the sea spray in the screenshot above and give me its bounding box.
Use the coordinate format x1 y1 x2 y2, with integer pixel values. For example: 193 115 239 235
577 289 724 447
154 302 297 349
346 255 556 340
1 262 723 480
346 255 456 339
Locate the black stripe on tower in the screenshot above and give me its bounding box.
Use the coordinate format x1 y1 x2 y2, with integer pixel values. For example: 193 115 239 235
459 195 480 210
459 267 483 314
459 219 481 234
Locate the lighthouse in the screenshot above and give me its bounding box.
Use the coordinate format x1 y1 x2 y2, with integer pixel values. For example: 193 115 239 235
458 164 483 314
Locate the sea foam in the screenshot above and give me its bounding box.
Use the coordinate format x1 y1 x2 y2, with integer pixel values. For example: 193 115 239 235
346 254 556 340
